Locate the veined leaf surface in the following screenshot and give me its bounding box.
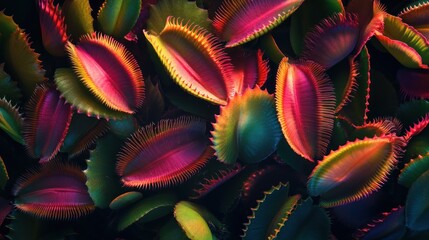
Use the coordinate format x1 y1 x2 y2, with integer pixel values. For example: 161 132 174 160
145 17 234 105
24 86 73 163
13 162 94 219
308 136 403 207
67 32 144 114
117 117 213 188
213 0 304 47
276 58 336 161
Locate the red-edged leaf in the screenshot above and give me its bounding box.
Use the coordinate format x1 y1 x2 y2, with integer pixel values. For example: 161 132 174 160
308 135 404 207
54 68 129 120
145 16 234 105
351 118 402 140
403 113 429 143
24 85 73 163
66 32 144 114
191 164 243 199
328 56 358 113
13 162 94 219
375 33 427 69
302 13 359 69
339 46 371 125
347 0 386 55
213 0 304 47
276 58 336 161
38 0 68 56
377 14 429 68
354 207 406 240
399 2 429 41
117 117 213 188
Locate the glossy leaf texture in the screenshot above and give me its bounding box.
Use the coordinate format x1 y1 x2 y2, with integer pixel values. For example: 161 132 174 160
97 0 141 38
12 162 95 220
308 136 404 207
3 0 429 238
24 86 73 163
301 13 359 69
116 117 213 188
212 0 304 47
406 169 429 231
242 183 301 240
146 0 211 34
54 68 129 119
66 32 144 114
212 87 281 164
276 58 336 161
145 17 234 105
38 0 68 56
0 98 24 144
62 0 94 39
375 34 427 69
174 201 214 240
375 13 429 68
399 2 429 43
